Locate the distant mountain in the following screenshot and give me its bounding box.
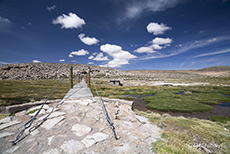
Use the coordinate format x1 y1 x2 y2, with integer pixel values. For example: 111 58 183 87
197 66 230 72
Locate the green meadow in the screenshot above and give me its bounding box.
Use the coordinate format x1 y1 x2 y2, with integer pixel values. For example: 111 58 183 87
0 80 78 106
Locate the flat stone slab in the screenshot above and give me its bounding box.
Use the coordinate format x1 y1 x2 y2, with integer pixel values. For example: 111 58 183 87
81 132 109 148
64 100 89 106
0 132 14 139
42 149 59 154
72 124 92 136
41 116 65 130
0 117 11 124
61 140 85 154
38 111 66 121
25 129 40 136
3 145 19 154
46 107 60 113
0 120 20 131
136 115 150 124
5 100 49 114
82 137 96 148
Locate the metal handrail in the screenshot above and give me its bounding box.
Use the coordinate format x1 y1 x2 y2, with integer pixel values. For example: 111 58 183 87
11 78 65 145
91 78 118 140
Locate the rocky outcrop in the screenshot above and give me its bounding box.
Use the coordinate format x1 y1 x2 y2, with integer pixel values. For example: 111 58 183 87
0 63 134 80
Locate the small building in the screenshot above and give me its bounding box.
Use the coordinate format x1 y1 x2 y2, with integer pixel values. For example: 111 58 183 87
109 79 123 86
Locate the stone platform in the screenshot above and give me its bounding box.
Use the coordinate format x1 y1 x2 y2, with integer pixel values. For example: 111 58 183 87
0 81 161 154
63 80 93 99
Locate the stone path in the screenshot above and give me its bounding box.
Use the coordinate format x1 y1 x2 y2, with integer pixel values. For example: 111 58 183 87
63 79 93 99
0 81 161 154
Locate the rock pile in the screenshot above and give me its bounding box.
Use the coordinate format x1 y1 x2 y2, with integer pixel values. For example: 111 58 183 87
0 97 161 154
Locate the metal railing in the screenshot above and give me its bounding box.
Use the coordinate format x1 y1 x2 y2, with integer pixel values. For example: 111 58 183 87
11 78 65 145
91 78 118 140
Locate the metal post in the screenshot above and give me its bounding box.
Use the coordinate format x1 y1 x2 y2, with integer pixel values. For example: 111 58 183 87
69 66 73 88
87 67 90 88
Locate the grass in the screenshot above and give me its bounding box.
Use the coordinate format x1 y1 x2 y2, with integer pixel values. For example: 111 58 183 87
1 79 230 113
209 116 230 124
91 82 156 99
143 86 230 112
0 80 79 106
137 111 230 154
0 113 7 120
26 109 39 115
91 81 230 112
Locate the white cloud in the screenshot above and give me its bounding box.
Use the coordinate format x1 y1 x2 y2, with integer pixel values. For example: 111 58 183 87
134 46 156 53
47 5 56 12
141 36 230 60
152 37 173 45
207 38 217 43
92 52 97 55
88 55 94 59
78 33 99 45
59 59 65 62
93 53 109 61
69 54 73 58
193 49 230 58
152 44 163 50
88 62 94 64
52 13 85 29
147 22 172 35
100 44 136 67
33 60 41 63
69 49 89 57
0 16 12 32
134 37 172 54
119 0 187 21
71 60 77 62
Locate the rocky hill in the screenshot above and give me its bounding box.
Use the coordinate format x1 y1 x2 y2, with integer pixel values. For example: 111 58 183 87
1 63 230 80
126 70 207 79
127 66 230 78
0 63 133 80
197 66 230 72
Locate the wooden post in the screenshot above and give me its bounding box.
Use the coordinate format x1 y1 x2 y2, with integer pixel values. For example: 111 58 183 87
87 67 90 88
69 66 73 88
78 73 80 83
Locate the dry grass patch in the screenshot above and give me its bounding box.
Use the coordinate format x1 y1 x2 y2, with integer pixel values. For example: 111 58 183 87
136 111 230 154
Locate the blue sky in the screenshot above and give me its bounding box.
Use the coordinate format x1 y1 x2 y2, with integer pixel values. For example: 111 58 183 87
0 0 230 70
